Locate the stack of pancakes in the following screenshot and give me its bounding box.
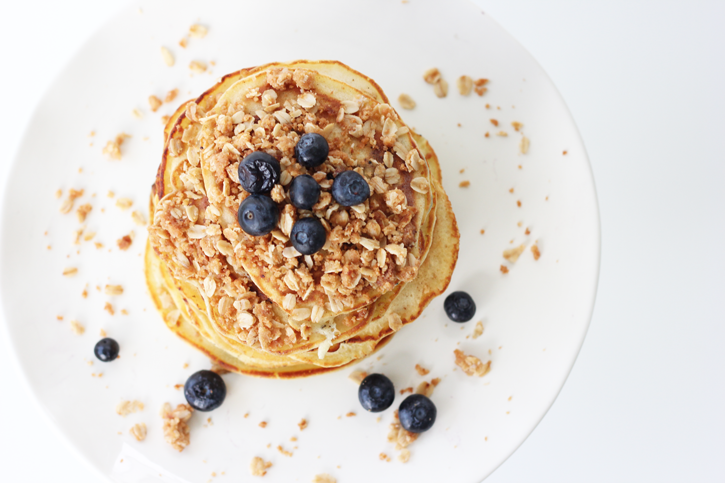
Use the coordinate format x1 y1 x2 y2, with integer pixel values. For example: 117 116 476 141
146 61 459 378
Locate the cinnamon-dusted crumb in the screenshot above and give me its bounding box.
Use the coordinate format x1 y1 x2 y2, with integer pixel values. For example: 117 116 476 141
117 234 133 251
500 265 509 274
165 89 179 103
519 136 530 154
104 302 115 316
453 349 491 377
472 321 484 339
189 24 208 38
457 75 473 96
105 284 124 295
459 180 470 188
70 320 85 335
259 421 267 428
298 418 308 431
249 457 272 477
116 400 144 416
348 369 368 384
277 445 293 457
531 244 541 260
130 423 147 441
160 47 174 66
398 93 416 110
161 403 193 452
503 244 525 263
415 364 430 376
103 133 130 160
490 119 499 127
149 95 163 112
62 267 78 277
116 198 133 210
189 60 207 73
76 203 92 223
312 475 336 483
379 453 391 462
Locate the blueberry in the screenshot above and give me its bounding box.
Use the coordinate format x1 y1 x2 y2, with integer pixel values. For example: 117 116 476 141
331 170 370 207
294 133 329 168
398 394 437 433
184 370 227 412
237 194 279 236
94 338 119 362
289 174 321 210
443 291 476 322
238 152 281 193
358 373 395 412
290 217 327 255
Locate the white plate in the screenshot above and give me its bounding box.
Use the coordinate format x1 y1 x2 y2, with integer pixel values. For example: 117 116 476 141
0 0 599 481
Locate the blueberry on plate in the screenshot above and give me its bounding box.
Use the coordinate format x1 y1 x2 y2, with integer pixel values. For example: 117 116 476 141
238 152 281 193
94 337 119 362
289 174 321 210
359 373 395 412
237 194 279 236
443 291 476 322
398 394 437 433
290 217 327 255
331 170 370 207
294 133 329 168
184 370 226 412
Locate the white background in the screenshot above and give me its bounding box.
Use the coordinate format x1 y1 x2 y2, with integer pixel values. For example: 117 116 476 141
0 0 723 481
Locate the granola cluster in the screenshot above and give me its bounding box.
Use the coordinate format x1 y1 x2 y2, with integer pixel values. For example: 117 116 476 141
149 66 432 353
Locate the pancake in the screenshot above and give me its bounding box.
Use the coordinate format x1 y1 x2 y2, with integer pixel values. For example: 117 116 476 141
146 60 458 376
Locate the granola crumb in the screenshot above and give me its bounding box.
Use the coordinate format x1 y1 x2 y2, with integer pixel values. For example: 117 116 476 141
484 132 489 138
183 363 189 369
503 244 526 263
512 121 523 131
107 191 115 198
388 313 403 332
132 108 143 119
179 37 188 48
563 150 568 155
414 364 430 376
525 227 531 235
531 244 541 260
62 267 78 277
379 452 391 462
55 189 62 199
277 445 293 457
459 180 470 188
116 400 144 416
130 423 147 441
165 88 179 103
100 328 107 337
76 203 92 222
457 75 473 95
346 412 356 418
398 93 416 110
517 200 522 207
496 131 508 137
519 136 530 154
190 60 207 73
189 24 208 38
105 284 124 296
116 198 133 210
149 95 163 112
480 229 485 235
398 449 411 463
433 79 448 98
423 67 441 84
160 47 174 66
161 403 193 452
70 319 85 335
259 421 267 428
131 210 147 226
102 133 130 160
348 369 368 384
298 418 308 431
210 362 230 375
453 349 491 377
400 387 413 395
249 457 272 477
161 114 170 125
104 302 115 316
117 235 133 251
472 321 484 339
94 242 104 249
500 265 509 274
56 315 64 321
490 119 499 127
415 378 440 398
312 475 336 483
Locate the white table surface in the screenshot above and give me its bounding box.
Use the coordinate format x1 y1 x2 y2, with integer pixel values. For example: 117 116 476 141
1 1 723 481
